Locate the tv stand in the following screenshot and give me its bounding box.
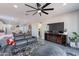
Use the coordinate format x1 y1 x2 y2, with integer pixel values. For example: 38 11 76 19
45 32 67 45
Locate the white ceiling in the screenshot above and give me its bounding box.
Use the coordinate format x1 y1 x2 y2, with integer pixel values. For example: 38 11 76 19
0 3 79 24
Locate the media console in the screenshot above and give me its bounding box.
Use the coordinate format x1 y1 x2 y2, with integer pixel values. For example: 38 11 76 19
45 32 67 45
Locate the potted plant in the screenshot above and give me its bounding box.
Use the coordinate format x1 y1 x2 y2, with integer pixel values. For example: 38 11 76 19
69 32 79 48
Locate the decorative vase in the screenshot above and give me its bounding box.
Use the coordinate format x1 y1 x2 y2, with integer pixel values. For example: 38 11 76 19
70 42 76 48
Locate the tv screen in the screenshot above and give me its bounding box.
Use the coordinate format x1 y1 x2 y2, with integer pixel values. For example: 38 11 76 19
48 22 64 33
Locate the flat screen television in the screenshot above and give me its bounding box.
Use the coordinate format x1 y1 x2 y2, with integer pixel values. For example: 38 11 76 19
48 22 64 33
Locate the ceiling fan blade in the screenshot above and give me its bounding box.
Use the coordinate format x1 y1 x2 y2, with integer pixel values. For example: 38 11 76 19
42 3 51 9
43 8 54 11
37 3 41 8
26 10 37 12
41 10 48 15
39 13 41 16
25 4 37 9
33 11 37 15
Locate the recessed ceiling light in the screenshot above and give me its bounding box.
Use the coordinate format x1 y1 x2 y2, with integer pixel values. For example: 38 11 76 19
63 3 67 6
13 5 18 8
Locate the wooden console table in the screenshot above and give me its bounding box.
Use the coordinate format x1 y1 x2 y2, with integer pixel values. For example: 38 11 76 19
45 32 67 45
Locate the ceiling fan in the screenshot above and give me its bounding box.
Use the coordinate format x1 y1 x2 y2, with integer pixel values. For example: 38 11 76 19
25 3 54 16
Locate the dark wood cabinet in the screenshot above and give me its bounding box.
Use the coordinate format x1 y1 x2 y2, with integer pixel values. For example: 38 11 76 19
45 32 67 45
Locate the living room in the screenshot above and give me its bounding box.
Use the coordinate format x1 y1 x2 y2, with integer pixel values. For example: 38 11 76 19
0 3 79 56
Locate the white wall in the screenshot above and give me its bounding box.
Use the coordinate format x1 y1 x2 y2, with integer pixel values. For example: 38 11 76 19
44 11 79 35
76 11 79 33
31 10 79 44
40 11 79 44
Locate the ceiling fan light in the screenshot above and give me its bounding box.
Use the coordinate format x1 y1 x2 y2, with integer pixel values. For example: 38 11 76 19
38 10 41 13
